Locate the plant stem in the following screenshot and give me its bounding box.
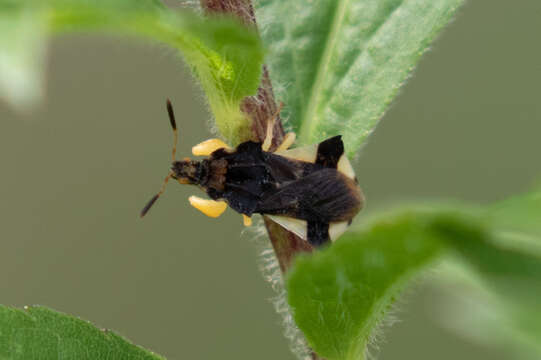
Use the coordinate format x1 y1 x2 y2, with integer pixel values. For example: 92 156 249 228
200 1 323 359
199 0 316 271
200 0 286 151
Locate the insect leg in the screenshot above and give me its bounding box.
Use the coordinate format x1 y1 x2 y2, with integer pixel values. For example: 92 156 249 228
307 220 330 247
188 195 228 218
192 139 231 156
262 102 284 151
261 118 274 152
242 214 252 226
275 132 296 152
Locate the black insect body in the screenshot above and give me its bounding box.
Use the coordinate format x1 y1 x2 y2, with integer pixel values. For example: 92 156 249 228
141 101 364 247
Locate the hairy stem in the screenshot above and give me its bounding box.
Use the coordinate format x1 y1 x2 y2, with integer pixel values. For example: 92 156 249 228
200 0 285 150
200 0 315 271
200 0 322 359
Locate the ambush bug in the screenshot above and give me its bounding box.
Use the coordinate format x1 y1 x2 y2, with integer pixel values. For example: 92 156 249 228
141 100 364 247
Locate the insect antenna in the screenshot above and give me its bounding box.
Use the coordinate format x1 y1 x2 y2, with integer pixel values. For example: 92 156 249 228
140 172 173 217
166 98 178 162
140 99 179 218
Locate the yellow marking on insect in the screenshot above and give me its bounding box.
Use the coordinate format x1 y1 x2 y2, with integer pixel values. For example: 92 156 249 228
329 221 349 241
192 139 230 156
262 119 274 152
337 155 355 180
275 143 318 163
242 214 252 227
262 102 284 152
276 132 296 152
266 215 308 240
188 196 227 218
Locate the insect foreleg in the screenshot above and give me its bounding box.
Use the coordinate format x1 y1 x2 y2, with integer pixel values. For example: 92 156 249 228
188 196 228 218
242 214 252 226
192 139 231 156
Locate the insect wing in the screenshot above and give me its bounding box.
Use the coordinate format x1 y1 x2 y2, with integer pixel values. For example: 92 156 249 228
329 221 349 241
266 215 307 240
257 169 361 222
274 144 317 163
267 217 351 244
275 137 355 180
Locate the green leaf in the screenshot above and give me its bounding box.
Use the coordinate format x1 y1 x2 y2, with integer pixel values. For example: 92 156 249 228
0 6 48 110
287 188 541 359
0 305 164 360
435 213 541 313
434 187 541 356
484 185 541 251
256 0 464 156
287 210 446 360
0 1 264 145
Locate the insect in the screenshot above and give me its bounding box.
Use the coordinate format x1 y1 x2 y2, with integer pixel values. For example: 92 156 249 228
141 100 364 247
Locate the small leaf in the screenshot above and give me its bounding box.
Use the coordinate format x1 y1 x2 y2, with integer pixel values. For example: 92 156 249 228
287 188 541 359
484 185 541 250
0 305 164 360
0 1 264 145
287 211 446 360
435 213 541 314
256 0 464 155
435 187 541 356
0 5 48 110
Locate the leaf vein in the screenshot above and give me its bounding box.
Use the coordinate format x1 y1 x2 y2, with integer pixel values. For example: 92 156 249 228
298 0 351 144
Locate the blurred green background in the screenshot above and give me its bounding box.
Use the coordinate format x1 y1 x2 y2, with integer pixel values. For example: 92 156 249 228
1 1 540 359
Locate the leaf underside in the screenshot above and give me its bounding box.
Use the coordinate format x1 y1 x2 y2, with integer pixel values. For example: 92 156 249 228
256 0 464 156
287 187 541 360
288 211 444 360
0 6 48 110
0 305 164 360
0 0 264 145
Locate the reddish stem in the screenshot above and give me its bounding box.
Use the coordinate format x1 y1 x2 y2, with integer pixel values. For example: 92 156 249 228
199 0 315 269
199 1 322 359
